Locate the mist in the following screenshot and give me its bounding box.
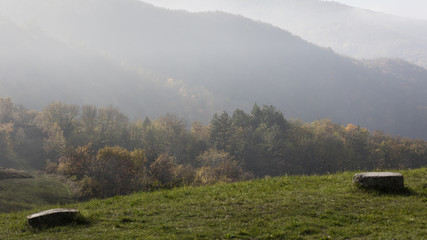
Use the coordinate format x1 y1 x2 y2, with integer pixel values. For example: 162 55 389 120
142 0 427 69
330 0 427 20
1 0 427 140
1 0 427 224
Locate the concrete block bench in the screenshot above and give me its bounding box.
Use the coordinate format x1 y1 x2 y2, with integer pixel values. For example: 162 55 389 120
27 208 80 228
353 172 404 191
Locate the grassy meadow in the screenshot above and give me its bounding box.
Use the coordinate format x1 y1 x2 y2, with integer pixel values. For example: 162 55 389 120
0 168 426 239
0 174 77 213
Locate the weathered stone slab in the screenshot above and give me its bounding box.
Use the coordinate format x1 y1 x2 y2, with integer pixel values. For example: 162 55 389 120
27 208 80 228
0 167 33 180
353 172 404 191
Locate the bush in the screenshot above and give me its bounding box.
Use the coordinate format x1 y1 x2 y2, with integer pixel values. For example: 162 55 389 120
59 145 147 199
174 164 196 186
194 148 249 184
194 166 217 185
149 154 176 187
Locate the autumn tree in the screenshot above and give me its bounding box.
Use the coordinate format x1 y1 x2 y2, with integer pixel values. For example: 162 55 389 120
87 146 144 197
150 153 177 187
59 145 146 199
195 148 247 183
34 102 79 163
76 105 98 145
95 106 129 148
0 123 15 167
37 102 79 139
57 144 95 179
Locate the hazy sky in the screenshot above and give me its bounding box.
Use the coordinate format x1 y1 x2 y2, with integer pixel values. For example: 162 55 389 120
142 0 427 21
331 0 427 20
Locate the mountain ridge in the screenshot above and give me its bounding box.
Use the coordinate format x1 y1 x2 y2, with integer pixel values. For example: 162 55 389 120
1 0 427 139
142 0 427 69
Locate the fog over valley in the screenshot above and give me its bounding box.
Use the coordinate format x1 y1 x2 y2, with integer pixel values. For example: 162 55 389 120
1 0 427 140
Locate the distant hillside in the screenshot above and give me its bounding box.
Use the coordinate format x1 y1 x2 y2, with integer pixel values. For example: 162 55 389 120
1 0 427 139
143 0 427 69
0 15 217 122
1 168 426 239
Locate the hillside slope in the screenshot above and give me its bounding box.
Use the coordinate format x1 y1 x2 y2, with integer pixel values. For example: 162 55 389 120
0 15 216 121
1 0 427 138
143 0 427 69
1 168 426 239
0 174 76 213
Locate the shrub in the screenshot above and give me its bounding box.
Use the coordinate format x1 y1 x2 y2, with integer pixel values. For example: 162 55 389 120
174 164 196 186
59 145 147 199
149 154 176 187
194 166 217 185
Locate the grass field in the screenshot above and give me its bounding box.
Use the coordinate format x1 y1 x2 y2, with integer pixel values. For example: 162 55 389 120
0 168 426 239
0 174 77 213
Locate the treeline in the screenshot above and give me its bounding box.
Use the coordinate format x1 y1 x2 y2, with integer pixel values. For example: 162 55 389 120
1 97 426 198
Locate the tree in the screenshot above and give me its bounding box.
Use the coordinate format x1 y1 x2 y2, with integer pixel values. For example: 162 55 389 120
42 122 66 160
309 119 347 173
59 145 147 198
0 123 15 167
0 97 16 124
238 105 289 176
154 114 189 164
209 111 234 152
149 154 177 187
231 109 252 129
187 121 210 166
96 106 129 147
34 102 78 163
252 104 288 131
130 148 149 189
191 121 209 143
37 102 79 139
230 109 255 169
343 124 371 169
141 120 162 163
408 139 427 168
92 146 137 197
1 100 46 169
77 105 98 144
195 148 246 183
58 144 95 179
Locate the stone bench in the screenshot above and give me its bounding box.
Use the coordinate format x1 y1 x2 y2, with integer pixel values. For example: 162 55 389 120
353 172 404 191
27 208 80 228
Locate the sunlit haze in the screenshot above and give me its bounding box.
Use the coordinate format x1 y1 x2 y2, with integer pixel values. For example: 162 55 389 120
330 0 427 20
142 0 427 21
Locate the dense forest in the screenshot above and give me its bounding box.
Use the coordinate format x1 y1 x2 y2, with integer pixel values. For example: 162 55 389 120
1 97 426 198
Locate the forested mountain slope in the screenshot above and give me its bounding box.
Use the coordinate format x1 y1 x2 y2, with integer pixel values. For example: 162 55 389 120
143 0 427 69
0 15 216 121
1 0 427 139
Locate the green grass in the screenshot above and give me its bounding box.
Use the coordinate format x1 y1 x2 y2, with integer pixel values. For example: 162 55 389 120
0 174 77 213
1 168 426 239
